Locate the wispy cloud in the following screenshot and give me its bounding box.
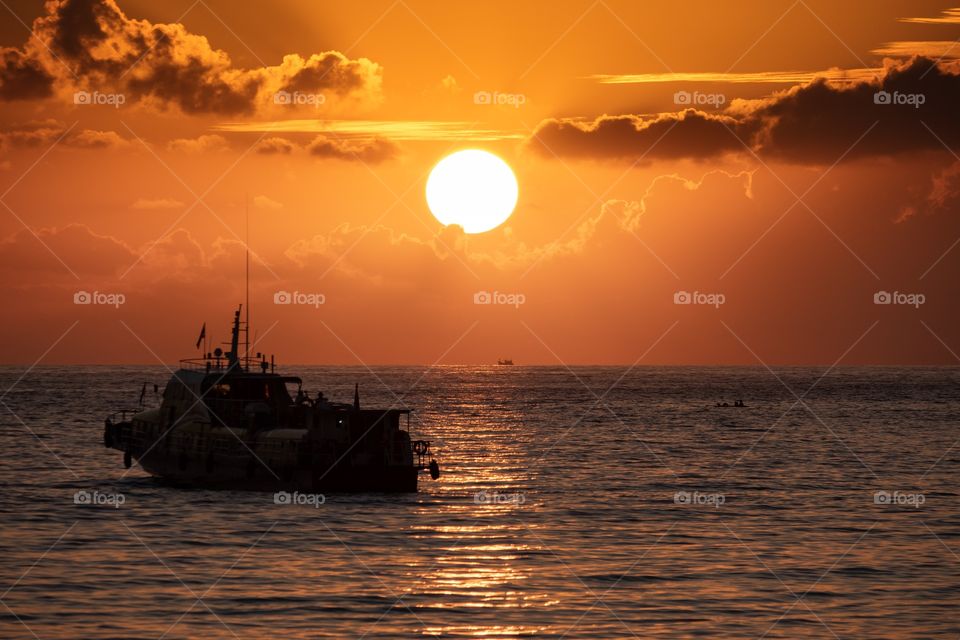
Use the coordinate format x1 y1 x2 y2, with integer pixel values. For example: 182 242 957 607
900 7 960 24
215 120 523 142
590 68 881 85
132 198 184 210
885 7 960 59
253 195 283 210
871 41 960 59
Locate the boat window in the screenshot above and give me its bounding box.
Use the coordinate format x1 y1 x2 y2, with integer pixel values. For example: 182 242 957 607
285 381 300 398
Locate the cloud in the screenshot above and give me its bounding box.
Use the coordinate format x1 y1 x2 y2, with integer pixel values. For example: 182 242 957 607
217 119 522 142
253 195 282 210
0 120 129 151
285 222 449 285
254 136 297 154
64 128 129 149
0 223 134 276
898 161 960 221
166 134 229 153
306 135 398 163
530 110 746 161
280 169 758 277
251 134 398 162
269 52 383 105
591 69 881 85
899 7 960 24
439 74 460 93
871 42 960 59
0 221 263 288
470 170 756 270
132 197 184 210
0 47 56 100
3 0 383 114
4 165 958 365
137 228 208 275
0 120 65 151
529 57 960 165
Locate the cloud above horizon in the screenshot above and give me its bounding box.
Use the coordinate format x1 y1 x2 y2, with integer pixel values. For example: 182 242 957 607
530 57 960 164
0 119 129 151
0 0 383 114
899 7 960 25
252 134 399 163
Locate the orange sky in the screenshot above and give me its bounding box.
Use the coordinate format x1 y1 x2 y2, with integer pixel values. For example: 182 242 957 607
1 0 959 365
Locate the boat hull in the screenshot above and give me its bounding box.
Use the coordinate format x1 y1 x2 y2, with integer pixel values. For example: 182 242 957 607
135 448 419 492
105 416 422 493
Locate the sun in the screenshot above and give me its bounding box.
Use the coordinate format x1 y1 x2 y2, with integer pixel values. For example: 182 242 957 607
426 149 518 234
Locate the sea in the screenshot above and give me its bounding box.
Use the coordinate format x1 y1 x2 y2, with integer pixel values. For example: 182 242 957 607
0 365 957 638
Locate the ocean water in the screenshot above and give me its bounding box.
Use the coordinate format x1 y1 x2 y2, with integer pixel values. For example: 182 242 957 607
0 365 957 639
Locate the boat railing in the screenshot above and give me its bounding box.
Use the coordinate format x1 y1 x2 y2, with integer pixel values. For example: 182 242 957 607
178 357 232 373
106 408 142 423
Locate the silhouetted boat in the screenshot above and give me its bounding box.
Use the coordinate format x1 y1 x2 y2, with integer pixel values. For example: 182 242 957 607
103 306 440 492
497 358 514 366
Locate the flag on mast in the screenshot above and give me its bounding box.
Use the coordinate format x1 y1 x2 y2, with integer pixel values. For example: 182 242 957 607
195 322 206 350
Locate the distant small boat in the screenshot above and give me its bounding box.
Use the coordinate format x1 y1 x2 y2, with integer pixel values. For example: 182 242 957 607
497 359 514 366
715 400 747 408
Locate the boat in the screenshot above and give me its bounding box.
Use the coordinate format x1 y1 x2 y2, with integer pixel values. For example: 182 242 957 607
103 305 440 492
497 358 514 366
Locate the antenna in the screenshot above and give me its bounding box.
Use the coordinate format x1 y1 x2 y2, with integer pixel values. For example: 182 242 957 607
245 194 250 372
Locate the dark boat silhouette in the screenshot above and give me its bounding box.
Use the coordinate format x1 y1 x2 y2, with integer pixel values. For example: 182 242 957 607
497 358 514 366
103 306 440 492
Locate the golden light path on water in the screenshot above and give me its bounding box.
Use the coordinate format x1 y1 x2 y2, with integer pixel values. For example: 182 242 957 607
408 397 552 636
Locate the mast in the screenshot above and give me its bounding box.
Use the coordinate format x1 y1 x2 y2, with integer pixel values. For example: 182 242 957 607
245 195 250 372
228 306 241 369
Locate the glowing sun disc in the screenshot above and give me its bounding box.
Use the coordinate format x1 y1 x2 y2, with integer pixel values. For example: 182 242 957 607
425 149 518 234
